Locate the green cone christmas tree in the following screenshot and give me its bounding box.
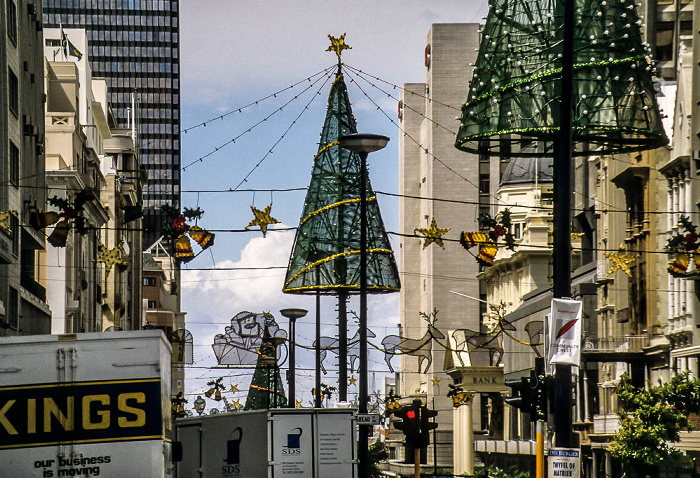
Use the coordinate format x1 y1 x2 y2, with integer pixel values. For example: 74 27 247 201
244 326 287 410
283 65 400 294
455 0 668 156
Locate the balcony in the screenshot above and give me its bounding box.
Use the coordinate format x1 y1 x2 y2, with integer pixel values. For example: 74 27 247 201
591 414 621 436
583 335 648 362
20 274 46 302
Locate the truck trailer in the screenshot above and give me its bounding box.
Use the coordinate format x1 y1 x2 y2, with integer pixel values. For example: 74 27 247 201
0 331 173 477
175 408 356 478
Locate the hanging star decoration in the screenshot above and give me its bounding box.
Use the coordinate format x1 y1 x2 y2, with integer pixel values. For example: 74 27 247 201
415 217 450 249
0 210 15 234
230 383 239 393
605 245 637 277
161 205 215 262
665 215 700 277
232 399 242 410
431 377 441 386
295 400 303 409
246 204 280 237
326 33 351 60
460 210 516 266
95 242 128 275
348 376 357 386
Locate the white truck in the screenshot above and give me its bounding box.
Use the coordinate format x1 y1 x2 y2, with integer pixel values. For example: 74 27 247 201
0 330 173 477
174 408 356 478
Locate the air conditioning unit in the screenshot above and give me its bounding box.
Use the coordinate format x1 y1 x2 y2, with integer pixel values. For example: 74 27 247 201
66 299 79 312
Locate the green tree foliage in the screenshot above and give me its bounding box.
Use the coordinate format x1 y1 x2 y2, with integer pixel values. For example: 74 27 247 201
474 465 531 478
367 439 389 478
609 372 700 470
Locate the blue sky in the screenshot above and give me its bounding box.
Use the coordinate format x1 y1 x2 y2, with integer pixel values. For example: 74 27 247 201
177 0 488 410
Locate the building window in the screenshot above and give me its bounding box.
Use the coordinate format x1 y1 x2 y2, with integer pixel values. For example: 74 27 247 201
143 277 156 286
6 0 17 45
9 141 18 186
147 300 157 309
8 68 18 117
8 287 18 328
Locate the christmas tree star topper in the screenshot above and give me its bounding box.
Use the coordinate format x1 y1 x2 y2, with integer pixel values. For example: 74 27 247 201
246 204 280 237
326 33 351 60
415 217 450 249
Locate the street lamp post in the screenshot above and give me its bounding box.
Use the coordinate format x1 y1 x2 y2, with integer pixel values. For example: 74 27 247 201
339 133 389 478
280 308 308 408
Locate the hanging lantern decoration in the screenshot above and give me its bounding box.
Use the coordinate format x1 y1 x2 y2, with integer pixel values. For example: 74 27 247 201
171 392 188 419
665 216 700 277
460 210 516 266
47 221 71 248
205 377 225 401
175 235 195 263
161 205 215 262
31 195 96 244
193 395 206 415
189 225 215 249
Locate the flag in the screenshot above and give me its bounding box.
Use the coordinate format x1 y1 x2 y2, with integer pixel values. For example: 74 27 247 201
60 28 82 61
547 298 582 367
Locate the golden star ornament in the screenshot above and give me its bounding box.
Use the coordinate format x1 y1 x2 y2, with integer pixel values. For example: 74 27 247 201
95 243 127 275
326 33 352 60
415 217 450 249
230 384 239 393
605 247 637 277
246 203 280 237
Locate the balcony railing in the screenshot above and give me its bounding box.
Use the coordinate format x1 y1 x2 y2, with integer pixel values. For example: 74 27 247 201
583 335 648 353
592 414 621 435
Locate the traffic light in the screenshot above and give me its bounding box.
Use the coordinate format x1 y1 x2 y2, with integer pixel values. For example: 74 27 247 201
534 357 547 422
505 370 537 415
393 399 421 448
505 361 548 422
418 405 438 447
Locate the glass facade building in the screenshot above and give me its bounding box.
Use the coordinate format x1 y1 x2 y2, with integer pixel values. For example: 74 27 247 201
43 0 180 247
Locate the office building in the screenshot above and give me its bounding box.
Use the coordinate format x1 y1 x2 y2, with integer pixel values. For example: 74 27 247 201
43 0 181 247
0 0 51 336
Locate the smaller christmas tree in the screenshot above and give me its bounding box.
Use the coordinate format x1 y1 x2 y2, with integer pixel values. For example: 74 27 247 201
244 324 287 410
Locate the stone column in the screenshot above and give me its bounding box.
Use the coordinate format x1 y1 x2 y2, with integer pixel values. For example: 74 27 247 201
501 390 511 441
452 391 475 476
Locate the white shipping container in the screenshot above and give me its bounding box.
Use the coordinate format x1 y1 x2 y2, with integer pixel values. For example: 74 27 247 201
0 331 173 477
175 408 356 478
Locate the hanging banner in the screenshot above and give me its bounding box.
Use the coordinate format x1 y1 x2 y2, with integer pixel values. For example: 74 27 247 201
547 299 582 367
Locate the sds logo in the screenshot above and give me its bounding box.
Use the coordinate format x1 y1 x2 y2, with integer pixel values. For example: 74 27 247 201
221 426 242 476
282 428 302 455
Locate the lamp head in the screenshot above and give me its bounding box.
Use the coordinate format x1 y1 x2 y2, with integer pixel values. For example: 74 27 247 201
279 308 308 320
339 133 389 154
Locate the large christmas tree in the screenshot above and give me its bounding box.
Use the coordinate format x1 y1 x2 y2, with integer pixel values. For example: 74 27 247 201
282 43 400 400
455 0 667 156
282 64 400 295
244 326 287 410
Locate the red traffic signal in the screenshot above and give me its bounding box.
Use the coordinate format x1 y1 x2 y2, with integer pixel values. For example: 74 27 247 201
406 410 416 419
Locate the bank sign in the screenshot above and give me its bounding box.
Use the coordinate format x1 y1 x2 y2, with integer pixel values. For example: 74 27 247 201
0 378 163 449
